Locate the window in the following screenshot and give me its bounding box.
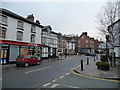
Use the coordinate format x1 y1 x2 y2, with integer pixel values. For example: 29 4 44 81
17 31 23 41
0 29 6 39
86 40 88 43
82 36 84 39
31 25 36 33
0 15 7 25
119 36 120 44
31 34 35 42
17 21 24 30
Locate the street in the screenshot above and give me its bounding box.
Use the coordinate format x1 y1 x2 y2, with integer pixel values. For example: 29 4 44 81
2 55 119 89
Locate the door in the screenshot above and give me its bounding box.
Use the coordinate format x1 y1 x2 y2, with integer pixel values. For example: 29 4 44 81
52 48 56 57
1 46 9 64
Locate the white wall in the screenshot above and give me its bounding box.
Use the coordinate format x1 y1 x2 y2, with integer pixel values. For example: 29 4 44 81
6 16 17 40
2 14 42 44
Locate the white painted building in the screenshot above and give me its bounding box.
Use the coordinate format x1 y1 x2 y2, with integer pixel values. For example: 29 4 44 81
108 19 120 58
118 1 120 19
41 26 58 58
0 8 43 63
67 40 75 55
98 41 106 53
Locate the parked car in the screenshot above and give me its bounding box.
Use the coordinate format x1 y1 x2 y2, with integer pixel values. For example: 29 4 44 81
15 54 41 67
90 52 96 56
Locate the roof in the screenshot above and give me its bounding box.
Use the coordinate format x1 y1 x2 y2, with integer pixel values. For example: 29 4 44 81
0 8 44 28
108 19 120 28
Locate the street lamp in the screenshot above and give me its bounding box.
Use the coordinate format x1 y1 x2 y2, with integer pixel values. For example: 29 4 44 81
106 35 109 56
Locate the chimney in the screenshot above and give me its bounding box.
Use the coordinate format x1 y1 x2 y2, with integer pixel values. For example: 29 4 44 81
35 20 40 25
26 14 34 22
82 32 87 36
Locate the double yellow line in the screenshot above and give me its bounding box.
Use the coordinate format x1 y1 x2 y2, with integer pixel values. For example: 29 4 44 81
70 60 120 83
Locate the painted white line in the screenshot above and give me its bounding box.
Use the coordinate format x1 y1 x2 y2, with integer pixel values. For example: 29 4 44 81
52 79 58 82
61 62 70 65
51 84 59 88
54 83 79 88
25 66 52 74
43 83 51 87
66 73 70 75
59 76 65 78
67 85 79 88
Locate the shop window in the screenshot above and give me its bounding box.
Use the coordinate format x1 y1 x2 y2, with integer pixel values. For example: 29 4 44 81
31 25 36 33
0 27 6 39
17 21 24 30
0 15 7 25
17 31 23 41
31 34 35 42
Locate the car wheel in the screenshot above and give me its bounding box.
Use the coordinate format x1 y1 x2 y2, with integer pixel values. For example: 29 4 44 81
25 62 29 67
16 64 20 67
37 61 40 65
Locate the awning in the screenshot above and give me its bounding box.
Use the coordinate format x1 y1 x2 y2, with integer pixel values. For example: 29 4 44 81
0 40 42 47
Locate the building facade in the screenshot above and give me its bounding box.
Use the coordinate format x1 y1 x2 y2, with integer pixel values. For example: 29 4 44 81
41 26 58 58
108 19 120 58
0 8 43 64
67 39 76 55
58 34 67 55
78 32 99 54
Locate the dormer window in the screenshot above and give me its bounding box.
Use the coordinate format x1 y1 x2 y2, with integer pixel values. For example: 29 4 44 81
31 25 36 33
82 36 84 39
17 21 24 30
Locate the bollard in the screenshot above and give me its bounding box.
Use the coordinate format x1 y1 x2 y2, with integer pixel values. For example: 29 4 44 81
81 60 83 71
94 56 95 61
87 57 89 65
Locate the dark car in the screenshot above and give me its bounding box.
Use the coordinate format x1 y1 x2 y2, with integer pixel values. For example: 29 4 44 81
90 52 96 56
15 54 41 67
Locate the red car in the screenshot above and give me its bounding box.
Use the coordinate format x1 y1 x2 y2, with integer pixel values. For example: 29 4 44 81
15 54 41 67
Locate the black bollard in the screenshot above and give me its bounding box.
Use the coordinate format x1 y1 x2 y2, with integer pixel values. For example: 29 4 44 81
81 60 83 71
94 56 95 61
87 57 89 65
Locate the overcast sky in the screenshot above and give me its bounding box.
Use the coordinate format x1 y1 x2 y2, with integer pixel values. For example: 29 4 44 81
1 0 108 39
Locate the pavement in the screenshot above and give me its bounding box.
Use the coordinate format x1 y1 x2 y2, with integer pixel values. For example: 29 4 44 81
73 58 120 80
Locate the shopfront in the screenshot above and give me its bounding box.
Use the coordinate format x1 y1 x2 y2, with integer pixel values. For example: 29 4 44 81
0 40 42 64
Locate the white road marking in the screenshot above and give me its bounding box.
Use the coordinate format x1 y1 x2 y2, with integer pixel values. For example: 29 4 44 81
59 76 65 78
66 85 79 88
51 84 59 88
52 83 79 88
61 62 70 65
66 73 70 75
43 83 51 87
52 79 58 82
25 66 52 74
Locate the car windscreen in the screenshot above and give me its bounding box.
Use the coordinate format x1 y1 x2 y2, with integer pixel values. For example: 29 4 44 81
31 56 37 59
17 55 24 59
25 56 31 59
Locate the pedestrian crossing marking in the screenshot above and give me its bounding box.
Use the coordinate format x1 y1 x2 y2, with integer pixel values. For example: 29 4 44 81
50 84 59 88
43 83 51 87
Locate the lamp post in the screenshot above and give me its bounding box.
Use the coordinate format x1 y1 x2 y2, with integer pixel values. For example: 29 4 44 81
106 35 109 56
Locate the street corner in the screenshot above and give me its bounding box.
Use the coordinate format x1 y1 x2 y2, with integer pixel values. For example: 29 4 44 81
70 65 120 83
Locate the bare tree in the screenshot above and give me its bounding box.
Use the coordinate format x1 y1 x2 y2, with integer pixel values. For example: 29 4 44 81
97 1 119 47
97 0 119 65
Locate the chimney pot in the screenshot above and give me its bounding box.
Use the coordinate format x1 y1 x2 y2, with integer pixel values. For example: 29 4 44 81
26 14 34 22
